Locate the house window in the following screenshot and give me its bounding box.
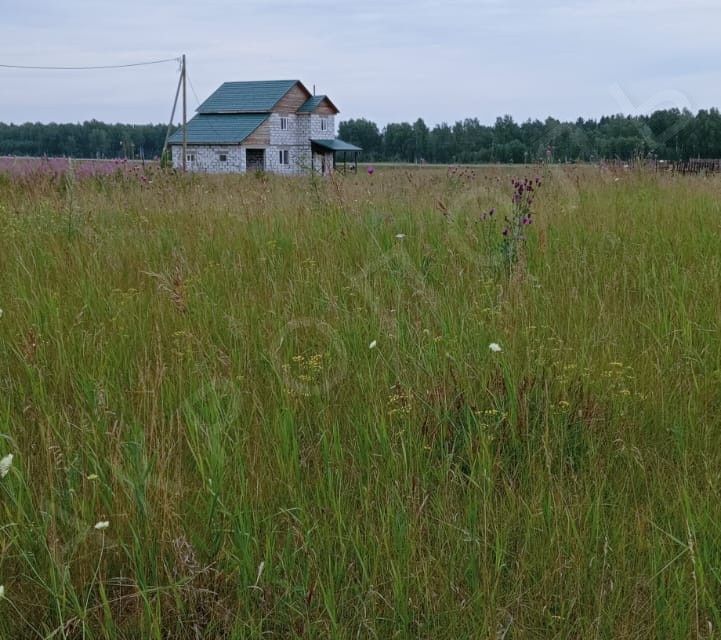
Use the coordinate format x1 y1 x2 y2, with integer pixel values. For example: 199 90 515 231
218 153 228 162
186 152 195 163
279 149 290 165
320 118 328 131
280 117 289 131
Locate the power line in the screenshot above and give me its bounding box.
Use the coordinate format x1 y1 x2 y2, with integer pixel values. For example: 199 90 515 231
0 56 181 71
187 73 202 108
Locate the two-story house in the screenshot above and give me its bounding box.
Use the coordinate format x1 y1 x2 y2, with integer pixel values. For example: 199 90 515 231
168 80 361 175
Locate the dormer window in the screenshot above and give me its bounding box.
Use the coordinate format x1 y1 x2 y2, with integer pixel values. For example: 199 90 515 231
280 117 288 131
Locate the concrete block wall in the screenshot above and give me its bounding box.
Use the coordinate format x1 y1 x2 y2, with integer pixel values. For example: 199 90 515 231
169 104 337 175
295 115 313 172
266 113 313 175
296 114 311 140
268 113 299 147
171 145 245 173
310 114 335 139
171 111 335 175
264 145 306 175
312 150 334 174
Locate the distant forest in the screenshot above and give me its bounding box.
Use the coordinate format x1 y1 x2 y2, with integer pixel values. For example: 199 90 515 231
339 109 721 163
1 108 721 163
0 121 167 159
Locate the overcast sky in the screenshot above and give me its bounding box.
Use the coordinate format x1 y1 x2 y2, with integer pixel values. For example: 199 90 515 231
1 0 719 126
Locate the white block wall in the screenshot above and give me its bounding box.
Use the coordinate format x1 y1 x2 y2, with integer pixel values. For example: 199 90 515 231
312 150 334 174
311 114 336 139
170 112 337 175
266 113 313 174
295 115 313 170
264 146 308 175
171 145 245 173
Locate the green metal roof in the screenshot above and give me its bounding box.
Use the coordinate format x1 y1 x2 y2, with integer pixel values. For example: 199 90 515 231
311 138 362 152
298 95 339 113
197 80 300 114
168 114 269 144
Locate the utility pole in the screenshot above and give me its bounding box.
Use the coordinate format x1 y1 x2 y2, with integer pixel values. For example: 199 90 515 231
182 53 187 172
160 64 183 163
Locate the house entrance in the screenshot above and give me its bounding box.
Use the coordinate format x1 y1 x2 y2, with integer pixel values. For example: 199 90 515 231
246 149 265 172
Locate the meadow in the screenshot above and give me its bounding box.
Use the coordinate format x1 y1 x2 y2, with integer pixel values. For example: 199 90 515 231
0 156 152 180
0 163 720 638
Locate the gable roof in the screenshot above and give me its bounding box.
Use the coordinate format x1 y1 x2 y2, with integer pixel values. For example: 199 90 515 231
298 95 339 114
168 113 269 144
197 80 305 114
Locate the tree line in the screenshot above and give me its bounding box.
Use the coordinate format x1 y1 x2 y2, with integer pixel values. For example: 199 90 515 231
0 121 167 159
338 108 721 164
2 107 721 163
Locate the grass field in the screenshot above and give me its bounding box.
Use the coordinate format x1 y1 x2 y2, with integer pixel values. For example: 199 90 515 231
1 165 720 638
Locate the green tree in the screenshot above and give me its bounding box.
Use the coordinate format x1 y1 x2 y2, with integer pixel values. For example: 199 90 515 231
338 118 382 160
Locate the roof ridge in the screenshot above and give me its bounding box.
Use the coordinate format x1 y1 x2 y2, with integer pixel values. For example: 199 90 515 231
219 79 300 85
197 79 306 114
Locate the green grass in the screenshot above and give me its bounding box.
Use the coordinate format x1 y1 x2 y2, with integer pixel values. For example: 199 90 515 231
1 165 720 638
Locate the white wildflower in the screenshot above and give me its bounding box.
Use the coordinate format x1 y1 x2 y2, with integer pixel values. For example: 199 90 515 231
94 520 110 530
87 474 99 481
0 454 13 478
488 343 502 353
369 340 377 350
0 585 4 599
395 233 406 239
0 308 3 318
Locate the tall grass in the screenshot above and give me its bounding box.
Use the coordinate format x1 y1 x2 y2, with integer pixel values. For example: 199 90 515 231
0 165 720 637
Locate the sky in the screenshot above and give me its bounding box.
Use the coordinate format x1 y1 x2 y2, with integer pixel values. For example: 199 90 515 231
1 0 719 127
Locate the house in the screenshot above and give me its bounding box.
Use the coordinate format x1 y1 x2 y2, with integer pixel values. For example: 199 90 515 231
167 80 361 175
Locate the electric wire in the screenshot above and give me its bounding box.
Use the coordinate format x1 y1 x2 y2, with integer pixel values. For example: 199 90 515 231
0 57 181 71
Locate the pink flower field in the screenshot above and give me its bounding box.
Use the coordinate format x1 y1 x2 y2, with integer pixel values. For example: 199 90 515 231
0 156 159 179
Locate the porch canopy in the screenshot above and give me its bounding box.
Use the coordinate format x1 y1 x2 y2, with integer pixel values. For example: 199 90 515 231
311 138 362 172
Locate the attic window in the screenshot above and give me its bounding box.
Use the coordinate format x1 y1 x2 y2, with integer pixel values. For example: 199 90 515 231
280 117 289 131
320 118 328 131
